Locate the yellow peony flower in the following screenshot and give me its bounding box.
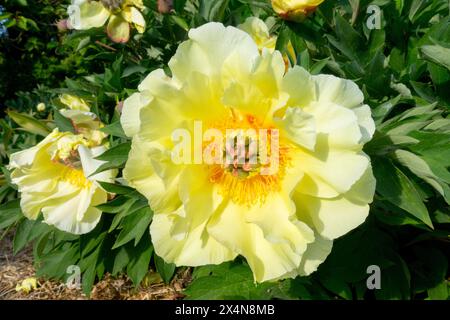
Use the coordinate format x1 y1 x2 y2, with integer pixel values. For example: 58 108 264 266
15 278 38 294
272 0 325 22
59 94 108 147
9 129 117 235
121 23 376 282
68 0 146 43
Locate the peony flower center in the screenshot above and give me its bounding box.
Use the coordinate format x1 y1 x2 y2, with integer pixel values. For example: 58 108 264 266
51 143 92 189
60 166 92 188
207 110 290 207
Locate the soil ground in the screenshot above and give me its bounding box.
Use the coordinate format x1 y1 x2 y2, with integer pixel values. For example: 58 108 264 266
0 231 191 300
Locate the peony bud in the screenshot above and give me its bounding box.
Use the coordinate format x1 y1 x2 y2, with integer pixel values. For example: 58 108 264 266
157 0 173 14
36 102 46 112
271 0 324 22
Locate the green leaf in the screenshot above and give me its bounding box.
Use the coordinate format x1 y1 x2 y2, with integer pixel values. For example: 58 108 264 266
7 111 51 136
98 181 135 195
185 262 274 300
95 142 131 163
127 235 153 286
154 254 176 284
427 281 449 300
410 246 448 293
112 246 131 276
91 142 131 175
374 256 411 300
199 0 229 21
112 206 153 249
392 149 450 203
13 219 50 254
373 158 433 228
0 199 23 230
100 121 127 138
420 45 450 71
54 109 76 133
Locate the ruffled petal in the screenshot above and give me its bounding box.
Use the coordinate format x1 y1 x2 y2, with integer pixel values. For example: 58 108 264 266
71 1 110 30
295 135 369 198
168 22 259 81
207 196 314 282
282 66 316 107
274 107 316 151
313 74 364 109
151 210 237 266
123 136 182 213
294 165 376 240
41 184 103 234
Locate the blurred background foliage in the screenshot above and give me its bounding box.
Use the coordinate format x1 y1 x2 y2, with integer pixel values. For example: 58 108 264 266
0 0 449 300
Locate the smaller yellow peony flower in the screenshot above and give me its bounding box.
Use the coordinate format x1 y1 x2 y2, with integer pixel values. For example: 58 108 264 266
68 0 146 43
15 278 37 294
59 94 108 147
238 17 277 53
9 129 117 234
238 17 297 70
272 0 324 22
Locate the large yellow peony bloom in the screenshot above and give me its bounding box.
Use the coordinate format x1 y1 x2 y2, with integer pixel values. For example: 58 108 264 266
9 129 116 234
68 0 146 43
272 0 325 22
121 22 376 282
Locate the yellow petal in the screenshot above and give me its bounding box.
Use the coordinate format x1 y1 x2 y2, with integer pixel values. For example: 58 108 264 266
207 197 313 282
238 17 277 52
282 66 316 107
107 14 130 43
151 211 237 266
122 6 146 33
123 136 182 213
70 1 110 30
168 22 259 81
42 185 104 234
303 101 362 149
295 134 370 198
274 107 316 151
294 165 376 240
59 94 90 111
298 233 333 276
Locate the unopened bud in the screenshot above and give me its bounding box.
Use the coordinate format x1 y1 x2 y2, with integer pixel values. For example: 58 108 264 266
158 0 173 14
56 19 70 32
37 103 46 112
